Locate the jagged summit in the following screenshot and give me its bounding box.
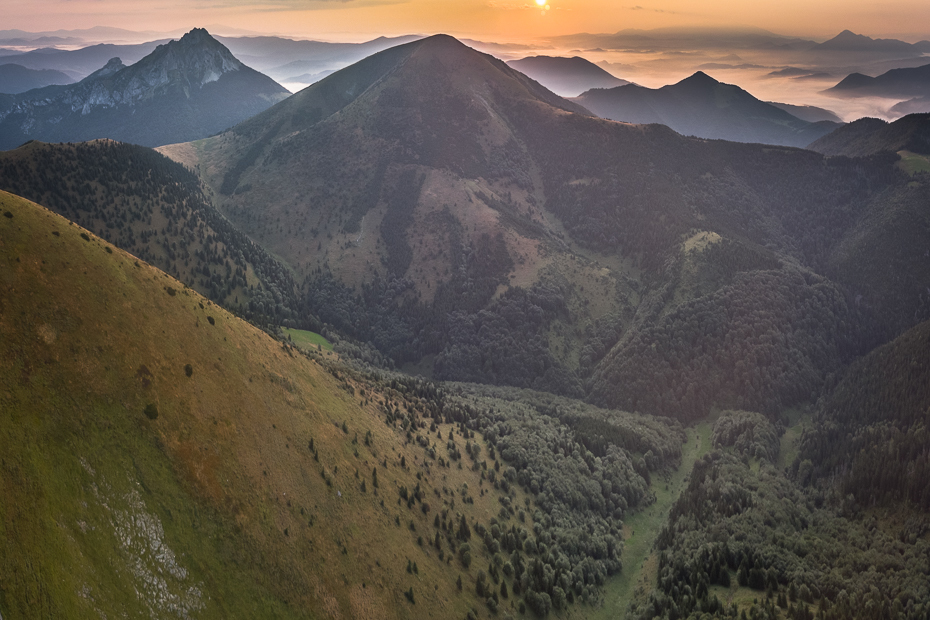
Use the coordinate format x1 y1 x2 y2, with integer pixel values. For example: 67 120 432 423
136 27 244 88
0 27 289 148
85 57 125 80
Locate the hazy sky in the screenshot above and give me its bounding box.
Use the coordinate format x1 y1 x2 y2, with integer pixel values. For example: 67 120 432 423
7 0 930 42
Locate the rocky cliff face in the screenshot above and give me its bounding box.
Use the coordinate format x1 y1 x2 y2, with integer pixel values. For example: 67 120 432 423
0 28 289 148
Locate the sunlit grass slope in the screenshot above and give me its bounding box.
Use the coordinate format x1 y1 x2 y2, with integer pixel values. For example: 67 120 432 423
0 190 528 619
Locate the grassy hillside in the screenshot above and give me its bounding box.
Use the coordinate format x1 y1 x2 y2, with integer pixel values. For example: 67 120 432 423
0 190 537 619
1 189 696 619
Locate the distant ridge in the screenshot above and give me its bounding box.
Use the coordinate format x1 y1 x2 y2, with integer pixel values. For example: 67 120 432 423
0 40 165 78
767 101 842 123
506 55 629 97
574 71 840 147
813 29 930 54
0 28 290 149
824 62 930 100
0 63 73 93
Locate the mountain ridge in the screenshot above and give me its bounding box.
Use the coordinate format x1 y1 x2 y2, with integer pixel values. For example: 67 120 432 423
814 29 930 54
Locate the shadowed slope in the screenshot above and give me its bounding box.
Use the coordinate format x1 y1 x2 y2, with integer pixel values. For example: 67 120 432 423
808 113 930 156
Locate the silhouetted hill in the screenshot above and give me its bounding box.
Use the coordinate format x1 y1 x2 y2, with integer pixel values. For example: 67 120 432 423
825 62 930 99
0 28 290 149
813 29 930 54
506 55 629 97
552 27 816 53
890 96 930 117
808 113 930 156
0 63 73 93
574 71 839 147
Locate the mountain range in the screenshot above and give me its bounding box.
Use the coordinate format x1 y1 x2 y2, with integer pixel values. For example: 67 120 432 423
573 71 840 147
159 35 927 415
0 28 289 149
3 29 930 620
812 29 930 54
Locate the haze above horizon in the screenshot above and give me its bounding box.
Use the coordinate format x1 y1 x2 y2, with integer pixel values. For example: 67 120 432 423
7 0 930 44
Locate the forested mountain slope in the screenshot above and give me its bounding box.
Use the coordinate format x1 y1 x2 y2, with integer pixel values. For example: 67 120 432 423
0 140 303 327
808 113 930 157
639 411 930 620
799 318 930 509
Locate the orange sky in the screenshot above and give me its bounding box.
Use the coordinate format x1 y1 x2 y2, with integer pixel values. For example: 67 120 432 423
8 0 930 43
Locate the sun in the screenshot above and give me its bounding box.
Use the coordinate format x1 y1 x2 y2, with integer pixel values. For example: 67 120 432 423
535 0 547 5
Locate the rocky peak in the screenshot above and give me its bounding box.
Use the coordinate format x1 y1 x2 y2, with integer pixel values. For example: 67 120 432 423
142 27 243 87
84 57 126 82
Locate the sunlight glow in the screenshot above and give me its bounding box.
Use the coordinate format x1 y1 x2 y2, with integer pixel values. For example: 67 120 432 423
535 0 547 6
